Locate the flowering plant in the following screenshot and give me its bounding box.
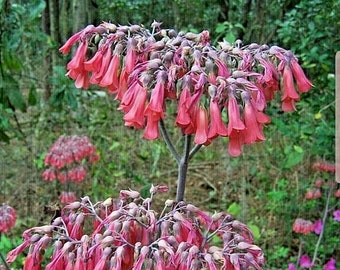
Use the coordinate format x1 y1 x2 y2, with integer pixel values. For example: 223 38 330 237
6 21 313 269
42 135 100 204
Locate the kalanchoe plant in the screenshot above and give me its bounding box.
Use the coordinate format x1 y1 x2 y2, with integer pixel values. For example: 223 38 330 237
7 21 313 269
7 186 264 269
42 135 100 204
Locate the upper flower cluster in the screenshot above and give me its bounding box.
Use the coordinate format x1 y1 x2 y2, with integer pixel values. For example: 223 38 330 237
7 186 264 269
60 22 312 156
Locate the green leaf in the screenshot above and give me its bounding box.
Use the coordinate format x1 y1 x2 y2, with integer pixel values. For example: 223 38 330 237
3 51 22 72
7 88 27 112
247 223 261 240
28 84 38 106
283 145 304 169
293 145 303 153
0 130 10 143
215 23 227 33
224 32 236 44
227 202 241 216
28 0 46 21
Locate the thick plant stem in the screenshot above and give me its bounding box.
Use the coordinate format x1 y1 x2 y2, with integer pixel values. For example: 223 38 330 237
176 134 191 202
159 120 201 202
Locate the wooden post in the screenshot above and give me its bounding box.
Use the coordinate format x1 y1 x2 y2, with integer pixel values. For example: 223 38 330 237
336 52 340 182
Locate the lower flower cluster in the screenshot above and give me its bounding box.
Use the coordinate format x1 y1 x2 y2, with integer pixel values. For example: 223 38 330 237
7 187 264 269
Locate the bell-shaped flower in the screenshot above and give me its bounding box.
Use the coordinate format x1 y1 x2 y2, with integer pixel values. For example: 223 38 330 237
194 107 209 145
208 99 228 140
59 25 96 54
290 59 313 93
90 44 112 85
226 94 245 135
242 93 266 144
143 114 160 140
144 71 167 120
228 129 244 157
123 84 147 129
281 65 300 111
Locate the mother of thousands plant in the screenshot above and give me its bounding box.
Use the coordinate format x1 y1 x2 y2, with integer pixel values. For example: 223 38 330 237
6 21 312 269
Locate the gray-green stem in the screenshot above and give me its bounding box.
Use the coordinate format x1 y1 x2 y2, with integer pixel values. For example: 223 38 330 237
159 120 201 202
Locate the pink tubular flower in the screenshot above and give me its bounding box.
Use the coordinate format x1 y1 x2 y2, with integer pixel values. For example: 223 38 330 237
299 254 313 268
125 38 138 74
333 210 340 222
0 203 16 233
208 99 228 140
290 59 313 93
122 83 148 129
242 94 266 144
323 258 337 270
144 71 167 121
90 44 112 85
175 82 192 129
194 107 209 145
99 53 121 90
227 129 244 157
227 94 245 135
281 65 299 112
143 115 160 140
59 25 96 54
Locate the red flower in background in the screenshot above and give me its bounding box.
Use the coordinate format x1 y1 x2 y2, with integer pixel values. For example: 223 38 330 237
312 162 336 173
43 135 99 204
0 203 16 233
59 191 77 204
293 218 314 234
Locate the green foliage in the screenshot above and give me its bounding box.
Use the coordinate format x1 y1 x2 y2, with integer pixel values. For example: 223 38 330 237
96 0 221 31
0 0 46 142
49 66 82 109
214 21 244 44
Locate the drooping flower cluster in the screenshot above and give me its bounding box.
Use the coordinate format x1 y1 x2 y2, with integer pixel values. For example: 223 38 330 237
59 22 312 156
42 135 99 203
0 203 16 233
7 186 264 269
